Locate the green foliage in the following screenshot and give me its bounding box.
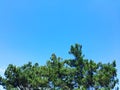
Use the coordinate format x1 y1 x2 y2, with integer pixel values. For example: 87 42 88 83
0 44 119 90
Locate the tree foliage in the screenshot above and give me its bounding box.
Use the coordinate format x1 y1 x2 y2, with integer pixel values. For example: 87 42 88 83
0 44 119 90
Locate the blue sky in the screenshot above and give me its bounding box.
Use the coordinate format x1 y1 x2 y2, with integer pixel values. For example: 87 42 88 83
0 0 120 89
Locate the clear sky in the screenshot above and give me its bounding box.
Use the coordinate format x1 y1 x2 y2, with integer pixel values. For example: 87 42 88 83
0 0 120 89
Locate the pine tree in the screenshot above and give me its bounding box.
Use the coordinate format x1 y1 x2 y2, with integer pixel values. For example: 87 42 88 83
0 44 118 90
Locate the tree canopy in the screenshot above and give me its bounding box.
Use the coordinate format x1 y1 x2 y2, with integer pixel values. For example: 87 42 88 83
0 44 119 90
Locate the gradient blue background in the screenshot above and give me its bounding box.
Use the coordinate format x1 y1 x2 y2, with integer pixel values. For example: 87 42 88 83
0 0 120 89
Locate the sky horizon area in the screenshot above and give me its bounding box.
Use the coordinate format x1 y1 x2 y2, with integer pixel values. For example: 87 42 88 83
0 0 120 89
